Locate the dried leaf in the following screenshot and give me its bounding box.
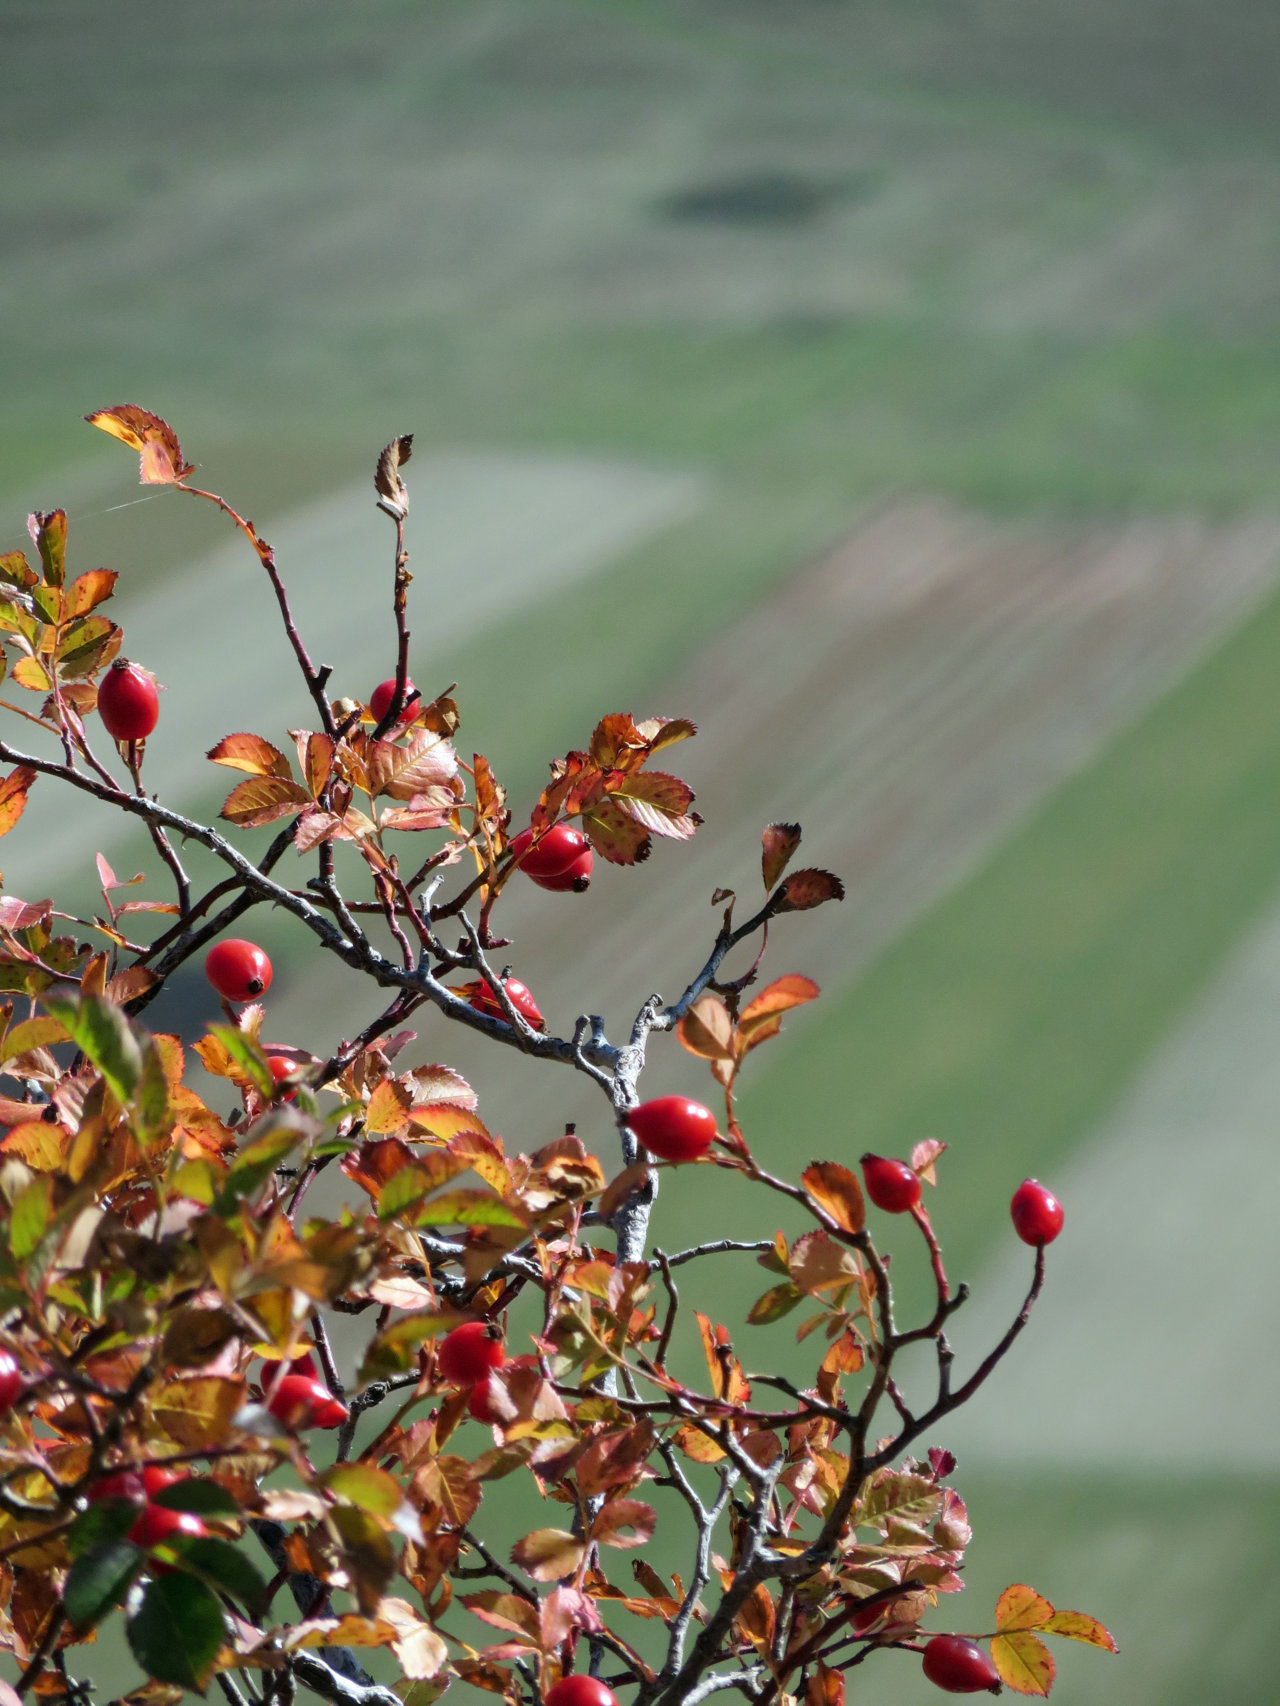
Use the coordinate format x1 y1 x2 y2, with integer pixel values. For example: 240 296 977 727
375 434 414 517
806 1661 845 1706
992 1631 1056 1697
775 868 845 912
84 405 194 484
789 1230 860 1296
762 822 802 892
580 799 652 866
510 1528 586 1584
911 1138 947 1186
677 993 735 1062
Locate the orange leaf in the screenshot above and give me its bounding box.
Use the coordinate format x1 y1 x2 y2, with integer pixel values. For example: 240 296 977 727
366 1077 414 1134
221 775 311 828
775 868 845 912
0 767 36 838
992 1631 1056 1697
608 770 699 839
84 405 194 484
677 993 735 1062
581 798 653 866
1043 1611 1118 1653
510 1528 587 1584
997 1584 1055 1633
65 569 118 618
207 732 294 779
806 1661 845 1706
801 1162 866 1235
762 821 802 892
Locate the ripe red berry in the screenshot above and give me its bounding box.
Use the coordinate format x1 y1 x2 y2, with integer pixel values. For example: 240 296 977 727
438 1321 505 1386
205 938 273 1002
127 1504 209 1551
0 1351 25 1409
369 677 419 727
97 660 159 742
90 1469 147 1504
467 1377 505 1425
529 848 594 892
1010 1179 1064 1246
544 1680 619 1706
266 1373 349 1431
860 1153 922 1214
921 1634 1001 1694
469 976 544 1030
627 1096 718 1163
509 823 590 881
267 1055 299 1100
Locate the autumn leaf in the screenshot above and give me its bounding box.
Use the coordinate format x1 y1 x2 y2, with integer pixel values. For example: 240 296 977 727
677 993 735 1062
221 774 311 828
801 1162 865 1235
992 1630 1056 1696
207 732 294 779
590 1500 656 1550
608 771 699 839
0 767 36 838
84 405 194 484
762 821 802 892
30 510 67 588
510 1527 586 1583
375 434 413 518
912 1137 947 1185
774 868 845 912
152 1376 245 1449
580 798 653 866
996 1584 1055 1633
1043 1610 1118 1652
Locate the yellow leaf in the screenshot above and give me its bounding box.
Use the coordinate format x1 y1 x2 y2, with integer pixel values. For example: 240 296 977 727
1043 1610 1118 1652
207 732 294 779
84 405 194 484
366 1077 414 1134
992 1631 1056 1697
152 1375 245 1449
997 1584 1056 1632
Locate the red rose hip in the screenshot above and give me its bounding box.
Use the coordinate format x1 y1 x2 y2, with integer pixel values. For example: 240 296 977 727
0 1351 25 1410
369 676 419 727
205 938 273 1002
127 1504 209 1550
438 1321 505 1386
1010 1179 1064 1246
921 1634 1001 1694
267 1055 300 1099
544 1680 619 1706
266 1372 348 1431
627 1096 717 1163
529 848 593 892
469 975 544 1030
860 1153 922 1214
97 660 159 742
509 824 594 891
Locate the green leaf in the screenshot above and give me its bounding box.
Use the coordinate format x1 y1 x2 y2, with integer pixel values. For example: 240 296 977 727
132 1038 171 1144
151 1481 242 1518
205 1024 274 1099
66 1498 141 1560
746 1282 802 1325
9 1173 52 1264
414 1189 528 1229
126 1572 226 1692
220 1119 304 1203
64 1538 144 1630
172 1536 267 1612
377 1163 434 1222
43 991 142 1105
34 510 67 588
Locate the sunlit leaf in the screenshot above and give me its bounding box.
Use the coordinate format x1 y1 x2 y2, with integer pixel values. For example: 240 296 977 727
126 1573 225 1691
590 1499 656 1550
85 405 194 485
992 1631 1056 1697
774 868 845 912
375 434 413 517
152 1376 245 1449
0 766 36 836
800 1162 865 1236
677 993 734 1062
1043 1610 1118 1652
43 989 142 1104
220 774 310 827
762 821 802 892
997 1584 1055 1633
510 1527 586 1583
207 732 294 779
746 1282 802 1325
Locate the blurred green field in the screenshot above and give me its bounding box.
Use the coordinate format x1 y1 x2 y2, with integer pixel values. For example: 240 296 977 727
5 1 1280 1702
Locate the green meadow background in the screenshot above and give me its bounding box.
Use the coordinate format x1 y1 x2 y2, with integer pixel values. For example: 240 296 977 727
6 2 1280 1701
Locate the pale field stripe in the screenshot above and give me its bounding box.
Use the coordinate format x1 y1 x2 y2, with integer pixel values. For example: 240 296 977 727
2 450 704 898
935 888 1280 1469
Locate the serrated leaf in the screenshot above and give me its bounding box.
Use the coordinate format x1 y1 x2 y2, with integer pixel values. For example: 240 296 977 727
172 1536 267 1610
762 822 802 892
10 656 51 693
0 1015 66 1062
0 766 36 838
64 1538 144 1630
590 1499 655 1550
608 771 699 839
66 569 118 617
85 405 194 485
366 1076 414 1134
997 1584 1056 1633
220 774 310 828
222 1120 304 1199
414 1190 528 1229
375 434 413 515
510 1528 586 1583
1043 1610 1118 1652
775 868 845 912
207 733 293 779
43 989 142 1104
992 1631 1056 1696
911 1137 947 1186
204 1024 273 1098
801 1162 865 1235
746 1282 802 1325
31 510 67 588
126 1571 225 1690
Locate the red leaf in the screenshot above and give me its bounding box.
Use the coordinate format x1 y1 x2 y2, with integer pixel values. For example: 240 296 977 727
775 868 845 912
84 404 194 484
762 821 802 892
589 1499 656 1550
0 896 51 932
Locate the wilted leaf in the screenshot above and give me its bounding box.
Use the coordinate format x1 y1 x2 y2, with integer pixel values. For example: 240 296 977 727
510 1528 586 1583
775 868 845 912
85 405 194 485
801 1162 865 1235
911 1138 947 1186
1043 1610 1118 1652
992 1631 1056 1697
126 1573 224 1691
762 822 802 892
221 774 310 828
375 434 413 517
207 733 294 779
